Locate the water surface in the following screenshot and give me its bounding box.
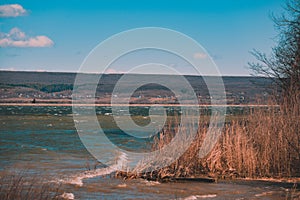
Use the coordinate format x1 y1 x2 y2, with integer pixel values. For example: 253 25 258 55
0 106 298 199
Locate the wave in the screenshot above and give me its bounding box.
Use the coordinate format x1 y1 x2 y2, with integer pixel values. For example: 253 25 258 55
57 192 75 200
55 152 128 187
255 191 275 197
139 179 161 186
181 194 217 200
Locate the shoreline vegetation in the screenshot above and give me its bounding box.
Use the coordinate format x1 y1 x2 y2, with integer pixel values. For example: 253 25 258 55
114 93 300 185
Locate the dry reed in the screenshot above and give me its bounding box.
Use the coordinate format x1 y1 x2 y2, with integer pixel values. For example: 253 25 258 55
0 172 63 200
117 92 300 181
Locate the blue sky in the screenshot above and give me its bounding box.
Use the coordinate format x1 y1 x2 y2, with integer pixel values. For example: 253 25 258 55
0 0 285 75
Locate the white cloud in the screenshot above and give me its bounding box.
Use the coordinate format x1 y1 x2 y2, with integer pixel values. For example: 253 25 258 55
0 28 54 48
193 52 208 59
0 4 27 17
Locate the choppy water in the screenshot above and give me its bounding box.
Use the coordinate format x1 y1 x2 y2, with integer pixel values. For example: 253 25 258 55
0 106 299 199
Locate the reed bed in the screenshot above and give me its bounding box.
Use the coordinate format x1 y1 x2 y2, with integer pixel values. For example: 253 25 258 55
117 92 300 181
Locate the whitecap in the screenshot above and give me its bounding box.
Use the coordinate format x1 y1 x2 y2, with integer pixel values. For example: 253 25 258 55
58 192 75 200
181 194 217 200
254 191 274 197
56 152 128 187
140 179 161 186
117 183 127 188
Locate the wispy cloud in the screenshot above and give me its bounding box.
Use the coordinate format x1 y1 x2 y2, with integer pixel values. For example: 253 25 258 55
0 4 27 17
193 52 208 59
0 28 54 48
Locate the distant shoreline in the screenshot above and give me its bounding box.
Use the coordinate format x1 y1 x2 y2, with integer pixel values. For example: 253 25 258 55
0 103 278 107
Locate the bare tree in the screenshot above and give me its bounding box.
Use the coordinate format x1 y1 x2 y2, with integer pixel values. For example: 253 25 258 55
249 0 300 96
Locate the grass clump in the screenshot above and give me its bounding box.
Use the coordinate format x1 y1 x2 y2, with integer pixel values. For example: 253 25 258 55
0 172 66 200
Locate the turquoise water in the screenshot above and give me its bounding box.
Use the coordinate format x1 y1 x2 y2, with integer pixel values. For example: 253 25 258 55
0 106 298 199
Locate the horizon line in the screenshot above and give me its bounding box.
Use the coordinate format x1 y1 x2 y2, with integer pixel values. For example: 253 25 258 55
0 69 266 78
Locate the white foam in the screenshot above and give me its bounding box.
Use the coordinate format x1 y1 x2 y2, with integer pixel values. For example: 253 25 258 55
140 179 161 186
58 192 75 200
57 152 128 187
182 194 217 200
254 191 274 197
117 183 127 188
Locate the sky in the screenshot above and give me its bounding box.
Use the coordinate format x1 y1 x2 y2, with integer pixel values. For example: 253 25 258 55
0 0 286 76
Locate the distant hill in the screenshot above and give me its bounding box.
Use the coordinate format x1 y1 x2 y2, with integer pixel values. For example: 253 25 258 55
0 71 273 104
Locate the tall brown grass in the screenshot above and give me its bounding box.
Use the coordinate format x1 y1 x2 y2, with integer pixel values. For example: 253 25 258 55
118 92 300 181
0 172 62 200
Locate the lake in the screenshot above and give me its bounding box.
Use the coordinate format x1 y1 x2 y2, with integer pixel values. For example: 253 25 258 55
0 105 298 199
